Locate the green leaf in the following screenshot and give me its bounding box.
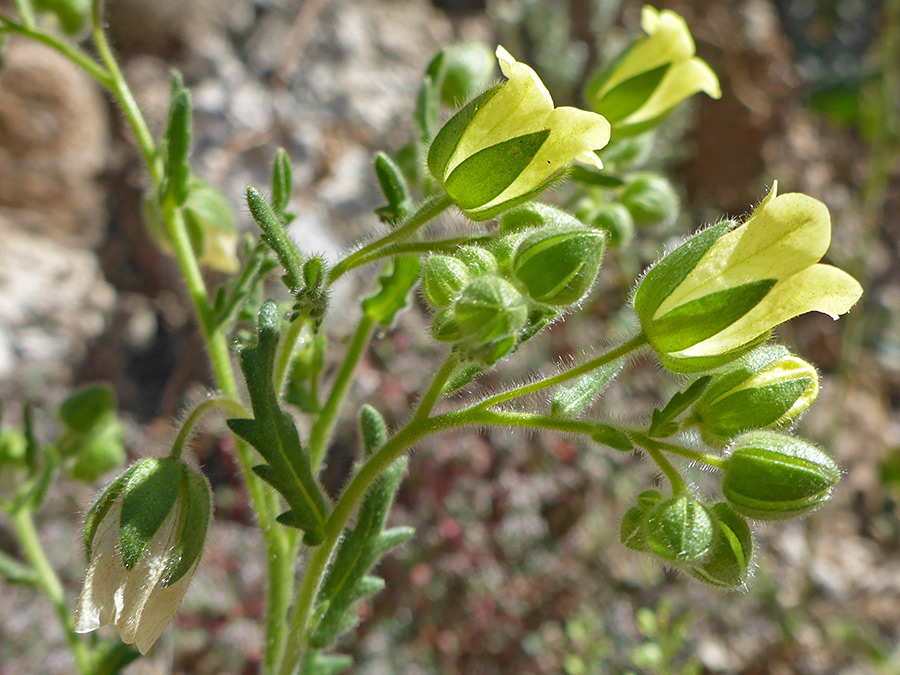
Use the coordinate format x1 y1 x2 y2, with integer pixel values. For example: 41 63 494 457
0 551 38 585
163 73 192 206
246 187 306 294
648 376 711 438
551 360 622 418
302 651 354 675
227 301 329 544
590 424 633 452
310 456 413 648
271 148 294 217
361 256 421 327
374 152 412 223
359 405 387 459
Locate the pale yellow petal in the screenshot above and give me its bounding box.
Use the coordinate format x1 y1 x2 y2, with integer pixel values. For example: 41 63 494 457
618 57 720 126
473 106 611 212
673 264 863 358
113 503 182 650
132 562 197 655
600 7 696 96
655 192 832 318
445 46 554 176
74 500 125 633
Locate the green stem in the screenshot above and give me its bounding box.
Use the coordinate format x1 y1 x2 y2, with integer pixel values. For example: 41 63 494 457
327 193 453 284
273 317 307 396
475 332 647 410
308 313 377 472
169 396 247 461
634 433 728 471
0 15 112 85
12 508 92 674
279 354 458 675
349 235 493 269
630 434 688 493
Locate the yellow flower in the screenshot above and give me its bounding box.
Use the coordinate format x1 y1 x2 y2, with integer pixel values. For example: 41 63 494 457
585 6 721 135
428 46 610 221
634 182 863 372
74 459 212 654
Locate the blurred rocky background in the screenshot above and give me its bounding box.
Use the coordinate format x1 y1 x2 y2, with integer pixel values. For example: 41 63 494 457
1 0 899 673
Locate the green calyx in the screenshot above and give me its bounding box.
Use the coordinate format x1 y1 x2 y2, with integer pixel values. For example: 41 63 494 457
723 431 839 520
453 275 528 347
644 494 714 565
423 255 471 308
687 502 753 588
512 226 607 306
693 345 819 444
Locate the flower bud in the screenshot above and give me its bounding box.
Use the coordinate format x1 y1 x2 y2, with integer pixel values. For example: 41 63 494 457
620 489 664 552
585 202 634 247
621 172 678 226
687 502 753 588
498 201 585 235
584 6 720 135
722 431 839 520
693 345 819 445
423 255 470 308
454 276 528 346
633 183 862 373
454 245 498 276
428 46 609 221
645 494 714 565
439 42 497 106
75 458 213 654
57 384 126 483
512 226 606 305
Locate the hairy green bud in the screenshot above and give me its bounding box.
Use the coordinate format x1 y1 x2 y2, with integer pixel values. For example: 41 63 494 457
621 172 679 226
454 276 528 346
687 502 753 588
423 255 470 308
645 495 714 565
723 431 839 520
513 226 606 305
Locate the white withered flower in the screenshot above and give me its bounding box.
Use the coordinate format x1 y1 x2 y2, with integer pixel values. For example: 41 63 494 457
74 458 212 654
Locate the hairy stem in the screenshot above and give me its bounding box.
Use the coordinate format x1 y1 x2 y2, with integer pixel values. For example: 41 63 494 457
308 313 377 472
169 396 248 461
279 354 458 674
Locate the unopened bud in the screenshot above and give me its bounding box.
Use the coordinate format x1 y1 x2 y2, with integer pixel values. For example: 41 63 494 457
454 276 528 346
423 255 470 308
621 172 679 226
645 495 714 565
687 502 753 588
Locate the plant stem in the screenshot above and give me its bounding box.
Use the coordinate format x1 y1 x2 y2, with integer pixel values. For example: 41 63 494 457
169 396 248 461
308 313 377 472
0 16 112 86
279 354 458 675
327 193 453 284
630 434 688 493
273 317 307 396
349 234 494 269
13 0 36 29
12 508 92 675
475 332 648 410
633 433 728 471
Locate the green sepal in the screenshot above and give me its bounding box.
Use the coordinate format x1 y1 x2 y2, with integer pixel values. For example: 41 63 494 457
361 256 422 327
620 490 663 553
246 187 306 295
723 431 839 521
658 331 770 375
423 255 470 308
590 424 633 452
584 202 634 247
454 246 498 276
310 456 412 648
83 463 140 559
454 276 527 346
593 64 668 124
374 152 413 223
648 376 711 438
442 363 482 394
271 148 294 219
444 130 550 210
633 221 730 323
648 279 776 353
359 404 387 459
162 73 191 206
227 301 329 544
119 458 182 569
551 360 622 419
302 651 354 675
568 166 626 188
427 86 501 181
645 495 714 565
512 226 606 305
415 52 444 141
163 467 212 586
687 502 753 589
